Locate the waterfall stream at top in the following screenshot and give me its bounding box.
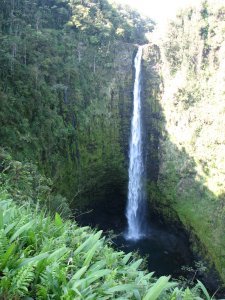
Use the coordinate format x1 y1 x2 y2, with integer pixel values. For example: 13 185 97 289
125 45 147 240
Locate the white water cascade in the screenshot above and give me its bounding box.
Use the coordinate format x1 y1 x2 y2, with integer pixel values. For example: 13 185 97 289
126 45 146 241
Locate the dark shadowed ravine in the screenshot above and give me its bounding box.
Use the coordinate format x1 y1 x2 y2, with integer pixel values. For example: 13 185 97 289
77 199 225 297
77 204 193 278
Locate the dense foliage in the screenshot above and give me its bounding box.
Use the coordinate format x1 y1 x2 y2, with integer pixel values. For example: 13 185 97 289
0 0 153 208
0 147 71 216
144 0 225 284
0 188 211 299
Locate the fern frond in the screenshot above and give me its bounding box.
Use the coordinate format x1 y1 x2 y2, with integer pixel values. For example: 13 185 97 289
0 242 17 271
36 285 48 300
0 229 8 257
10 265 35 297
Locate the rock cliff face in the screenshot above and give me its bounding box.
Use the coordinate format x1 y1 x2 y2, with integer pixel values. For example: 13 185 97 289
142 1 225 282
62 41 136 210
0 0 150 209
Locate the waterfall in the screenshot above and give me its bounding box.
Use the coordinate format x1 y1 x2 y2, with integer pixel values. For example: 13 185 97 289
126 45 146 241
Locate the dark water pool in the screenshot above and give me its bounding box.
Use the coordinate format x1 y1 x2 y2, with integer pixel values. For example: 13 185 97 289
77 204 194 278
77 202 225 297
113 224 193 278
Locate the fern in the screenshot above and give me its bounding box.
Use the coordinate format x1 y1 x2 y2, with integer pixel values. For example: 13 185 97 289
0 192 211 299
0 268 12 296
36 268 52 298
0 229 18 272
37 262 67 298
0 243 17 271
10 265 35 297
0 208 3 229
36 285 49 300
0 229 8 258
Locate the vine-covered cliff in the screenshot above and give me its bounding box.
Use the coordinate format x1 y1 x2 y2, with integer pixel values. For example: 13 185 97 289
143 0 225 282
0 0 153 209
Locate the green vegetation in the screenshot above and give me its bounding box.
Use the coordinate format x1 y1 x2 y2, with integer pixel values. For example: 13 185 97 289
0 0 153 208
0 188 211 299
0 0 223 297
0 147 211 298
0 147 71 216
143 0 225 283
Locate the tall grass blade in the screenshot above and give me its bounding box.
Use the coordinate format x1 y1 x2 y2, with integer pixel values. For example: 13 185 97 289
74 231 102 255
122 252 132 265
55 213 63 227
106 284 136 294
48 247 68 261
197 280 211 300
18 252 49 267
70 266 88 282
143 276 176 300
83 241 100 266
10 220 34 242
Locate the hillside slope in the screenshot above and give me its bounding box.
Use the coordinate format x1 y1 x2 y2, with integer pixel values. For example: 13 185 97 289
0 0 153 209
144 0 225 282
0 185 210 299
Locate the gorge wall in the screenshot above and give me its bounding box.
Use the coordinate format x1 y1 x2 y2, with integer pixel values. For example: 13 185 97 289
0 0 153 212
142 1 225 282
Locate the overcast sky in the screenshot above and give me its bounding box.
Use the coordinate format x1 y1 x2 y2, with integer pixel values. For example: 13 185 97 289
112 0 198 24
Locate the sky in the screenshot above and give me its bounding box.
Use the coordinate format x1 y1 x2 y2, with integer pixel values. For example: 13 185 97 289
112 0 198 24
